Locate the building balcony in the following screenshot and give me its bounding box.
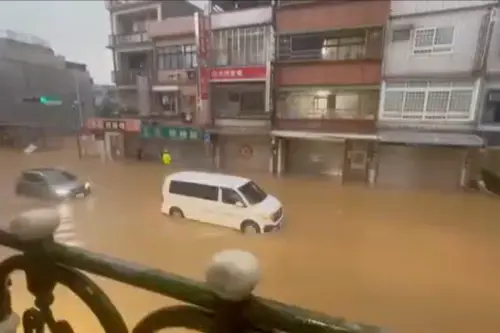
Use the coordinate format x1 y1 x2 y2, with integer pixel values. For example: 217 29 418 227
278 29 383 63
274 89 378 132
105 0 152 10
147 16 195 38
155 69 197 86
112 69 151 86
108 31 151 48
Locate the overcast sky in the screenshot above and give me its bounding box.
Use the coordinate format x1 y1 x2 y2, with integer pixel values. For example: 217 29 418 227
0 1 205 85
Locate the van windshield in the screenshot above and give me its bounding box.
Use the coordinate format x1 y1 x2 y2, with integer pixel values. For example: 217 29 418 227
238 181 267 205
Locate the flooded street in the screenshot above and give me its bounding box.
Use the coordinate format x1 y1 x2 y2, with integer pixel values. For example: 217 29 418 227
1 148 500 333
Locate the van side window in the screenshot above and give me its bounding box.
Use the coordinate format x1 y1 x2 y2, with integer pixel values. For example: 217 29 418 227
221 187 244 206
169 180 218 201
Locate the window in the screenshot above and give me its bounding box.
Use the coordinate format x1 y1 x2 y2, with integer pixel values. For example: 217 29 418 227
238 181 267 205
381 81 474 121
279 29 381 61
157 44 196 70
212 84 266 117
23 173 44 183
42 170 77 183
158 93 177 113
278 90 378 120
322 36 366 61
413 27 454 54
213 26 268 66
221 188 245 206
169 181 218 201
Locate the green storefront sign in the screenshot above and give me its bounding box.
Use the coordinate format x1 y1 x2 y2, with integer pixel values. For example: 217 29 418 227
140 125 202 141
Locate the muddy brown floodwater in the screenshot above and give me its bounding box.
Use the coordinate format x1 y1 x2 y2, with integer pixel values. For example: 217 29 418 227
0 147 499 333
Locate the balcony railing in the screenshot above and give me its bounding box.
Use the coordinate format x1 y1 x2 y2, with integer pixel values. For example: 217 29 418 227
277 107 376 120
0 208 385 332
108 31 150 47
112 69 151 86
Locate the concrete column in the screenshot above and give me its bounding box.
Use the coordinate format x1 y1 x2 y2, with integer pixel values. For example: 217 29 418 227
214 139 221 169
277 138 284 176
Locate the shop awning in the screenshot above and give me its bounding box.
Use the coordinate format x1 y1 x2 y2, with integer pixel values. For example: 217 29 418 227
207 126 270 136
271 130 377 141
378 130 484 147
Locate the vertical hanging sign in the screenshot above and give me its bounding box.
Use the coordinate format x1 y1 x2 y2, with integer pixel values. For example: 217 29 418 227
194 11 211 127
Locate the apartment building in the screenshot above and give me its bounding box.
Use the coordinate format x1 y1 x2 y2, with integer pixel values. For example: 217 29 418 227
140 9 212 167
102 0 200 161
377 0 495 190
202 0 274 173
482 4 500 142
272 0 389 184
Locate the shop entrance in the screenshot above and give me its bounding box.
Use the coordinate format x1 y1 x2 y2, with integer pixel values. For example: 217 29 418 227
105 132 124 161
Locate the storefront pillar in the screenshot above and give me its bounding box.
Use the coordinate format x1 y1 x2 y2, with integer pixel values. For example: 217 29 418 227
214 140 221 169
277 138 284 176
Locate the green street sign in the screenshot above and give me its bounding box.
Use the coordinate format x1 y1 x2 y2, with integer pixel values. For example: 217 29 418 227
39 96 62 106
140 125 203 141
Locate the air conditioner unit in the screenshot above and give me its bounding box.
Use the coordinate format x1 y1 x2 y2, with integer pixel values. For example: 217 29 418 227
391 24 414 42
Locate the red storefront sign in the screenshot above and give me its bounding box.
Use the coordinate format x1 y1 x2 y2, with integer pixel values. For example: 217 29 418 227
209 66 267 81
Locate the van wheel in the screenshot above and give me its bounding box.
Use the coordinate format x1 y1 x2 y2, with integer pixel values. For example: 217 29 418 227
169 207 184 219
240 220 260 234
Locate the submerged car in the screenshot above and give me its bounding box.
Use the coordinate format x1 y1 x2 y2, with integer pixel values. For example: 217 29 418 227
161 171 284 234
15 168 91 201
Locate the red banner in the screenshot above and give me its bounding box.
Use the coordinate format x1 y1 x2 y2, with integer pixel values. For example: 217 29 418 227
209 66 267 81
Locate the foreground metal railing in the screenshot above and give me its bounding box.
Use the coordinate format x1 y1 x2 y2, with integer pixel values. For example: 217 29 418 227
0 208 384 333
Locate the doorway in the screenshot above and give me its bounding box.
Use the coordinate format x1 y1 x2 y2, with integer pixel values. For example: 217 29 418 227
342 140 373 184
105 132 124 161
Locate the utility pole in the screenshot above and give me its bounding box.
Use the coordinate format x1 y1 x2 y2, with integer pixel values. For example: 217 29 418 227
73 72 84 128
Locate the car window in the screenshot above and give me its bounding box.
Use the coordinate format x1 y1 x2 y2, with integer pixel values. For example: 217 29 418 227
221 187 245 206
169 180 218 201
42 170 76 183
23 173 44 183
238 181 268 205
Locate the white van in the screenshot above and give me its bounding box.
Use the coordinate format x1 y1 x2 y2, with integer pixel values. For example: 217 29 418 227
161 171 284 234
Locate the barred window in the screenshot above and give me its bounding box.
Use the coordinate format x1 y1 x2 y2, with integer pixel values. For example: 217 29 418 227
381 81 474 121
403 91 425 113
426 91 449 113
413 27 454 54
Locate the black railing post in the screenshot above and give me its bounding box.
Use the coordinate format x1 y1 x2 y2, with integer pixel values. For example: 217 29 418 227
205 249 260 333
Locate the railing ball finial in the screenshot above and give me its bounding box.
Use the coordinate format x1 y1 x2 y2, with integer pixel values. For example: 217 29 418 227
205 249 261 301
9 208 60 241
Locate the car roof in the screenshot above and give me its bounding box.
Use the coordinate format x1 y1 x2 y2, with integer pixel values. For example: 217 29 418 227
167 171 250 188
23 168 69 175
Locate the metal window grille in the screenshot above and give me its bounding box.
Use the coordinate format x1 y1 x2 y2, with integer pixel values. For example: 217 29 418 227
381 81 473 121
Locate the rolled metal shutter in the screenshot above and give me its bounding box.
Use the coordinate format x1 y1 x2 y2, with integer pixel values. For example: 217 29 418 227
221 136 271 173
377 145 464 190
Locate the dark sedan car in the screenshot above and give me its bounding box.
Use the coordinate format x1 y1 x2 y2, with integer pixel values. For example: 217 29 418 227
15 168 91 201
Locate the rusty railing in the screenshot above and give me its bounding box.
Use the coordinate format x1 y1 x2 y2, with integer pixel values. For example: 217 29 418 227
0 208 384 333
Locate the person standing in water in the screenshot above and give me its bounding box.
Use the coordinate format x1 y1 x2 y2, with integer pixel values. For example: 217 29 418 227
161 148 172 165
